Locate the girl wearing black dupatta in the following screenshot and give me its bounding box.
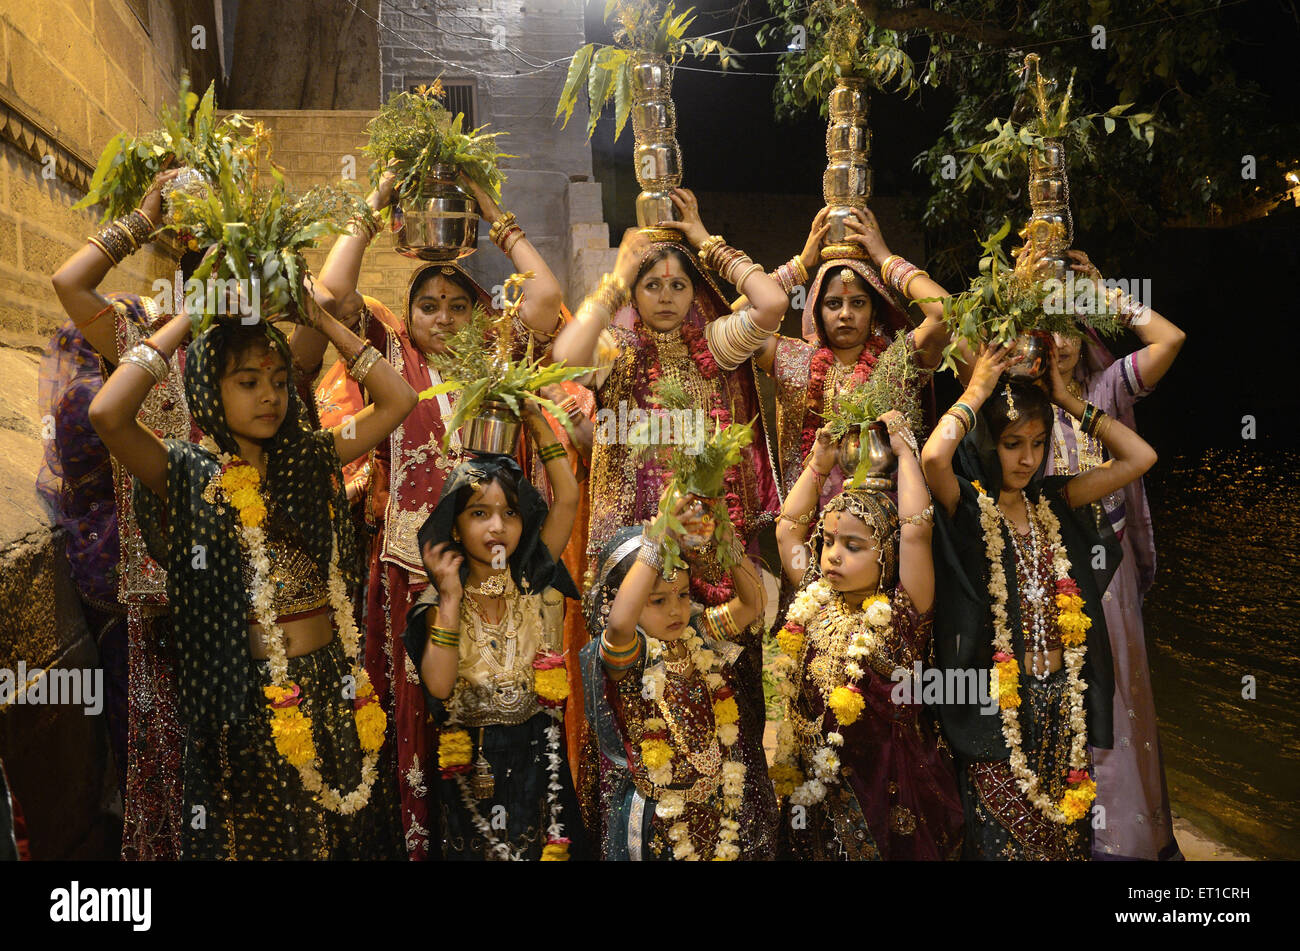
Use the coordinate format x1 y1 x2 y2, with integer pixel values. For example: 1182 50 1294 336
89 287 416 859
921 343 1156 860
402 415 587 861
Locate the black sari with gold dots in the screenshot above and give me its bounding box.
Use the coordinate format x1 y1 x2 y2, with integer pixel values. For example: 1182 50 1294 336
135 324 402 860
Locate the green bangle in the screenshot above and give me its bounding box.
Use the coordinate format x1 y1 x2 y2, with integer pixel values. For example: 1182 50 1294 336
952 401 977 431
429 624 460 649
538 441 567 463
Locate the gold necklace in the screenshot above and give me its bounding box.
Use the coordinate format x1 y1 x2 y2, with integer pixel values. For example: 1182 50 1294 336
466 571 507 597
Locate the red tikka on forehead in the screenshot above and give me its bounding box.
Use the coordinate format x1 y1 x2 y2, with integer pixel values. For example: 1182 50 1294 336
256 352 277 370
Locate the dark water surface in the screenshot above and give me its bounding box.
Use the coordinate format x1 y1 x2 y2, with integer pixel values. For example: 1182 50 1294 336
1143 447 1300 859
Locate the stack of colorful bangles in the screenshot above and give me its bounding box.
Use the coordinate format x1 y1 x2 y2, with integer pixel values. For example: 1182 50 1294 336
489 212 525 253
942 400 977 438
1080 401 1112 441
346 344 383 384
698 235 763 293
880 254 930 298
772 256 809 295
87 209 157 267
599 633 641 671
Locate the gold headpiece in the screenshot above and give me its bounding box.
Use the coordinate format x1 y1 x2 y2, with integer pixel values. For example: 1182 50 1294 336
1004 383 1019 421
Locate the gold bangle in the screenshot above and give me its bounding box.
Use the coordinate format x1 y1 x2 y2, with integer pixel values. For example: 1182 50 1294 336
587 272 630 316
734 262 764 294
697 234 725 263
348 345 383 384
899 504 934 527
488 212 517 241
900 268 930 298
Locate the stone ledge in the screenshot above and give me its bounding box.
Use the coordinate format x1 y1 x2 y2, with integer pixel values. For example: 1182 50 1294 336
0 91 97 195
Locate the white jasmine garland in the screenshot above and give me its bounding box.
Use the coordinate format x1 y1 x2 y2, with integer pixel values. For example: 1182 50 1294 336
655 792 686 820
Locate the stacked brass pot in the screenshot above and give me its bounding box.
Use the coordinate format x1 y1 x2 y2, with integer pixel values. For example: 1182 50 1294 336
630 52 684 237
821 77 872 261
1024 138 1072 283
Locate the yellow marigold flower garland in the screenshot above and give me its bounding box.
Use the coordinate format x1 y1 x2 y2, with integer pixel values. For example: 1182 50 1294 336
437 728 473 773
827 685 865 725
976 488 1094 824
772 579 893 807
210 455 383 815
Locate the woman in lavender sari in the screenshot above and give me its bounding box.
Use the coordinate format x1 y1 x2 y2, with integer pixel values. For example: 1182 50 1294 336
37 319 131 795
1049 250 1187 861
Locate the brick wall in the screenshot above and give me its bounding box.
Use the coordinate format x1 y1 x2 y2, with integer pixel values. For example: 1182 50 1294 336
377 0 614 305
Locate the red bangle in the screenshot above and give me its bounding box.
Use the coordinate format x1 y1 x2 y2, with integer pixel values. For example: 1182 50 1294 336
75 302 116 331
140 339 168 362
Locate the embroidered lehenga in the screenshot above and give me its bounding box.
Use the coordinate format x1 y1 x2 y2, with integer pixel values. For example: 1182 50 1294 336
579 529 777 860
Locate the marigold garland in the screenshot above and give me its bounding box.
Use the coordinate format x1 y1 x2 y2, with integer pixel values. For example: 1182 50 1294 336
212 455 383 815
976 487 1095 824
437 728 473 775
772 580 894 807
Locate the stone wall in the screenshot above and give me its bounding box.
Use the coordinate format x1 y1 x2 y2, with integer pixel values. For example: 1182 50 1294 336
0 0 222 339
0 0 220 860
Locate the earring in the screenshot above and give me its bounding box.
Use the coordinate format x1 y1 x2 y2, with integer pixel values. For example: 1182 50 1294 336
452 528 461 543
1003 383 1019 421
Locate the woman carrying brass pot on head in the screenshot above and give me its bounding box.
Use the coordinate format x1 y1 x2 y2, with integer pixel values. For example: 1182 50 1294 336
552 187 786 729
752 205 955 505
1046 248 1187 862
292 167 574 860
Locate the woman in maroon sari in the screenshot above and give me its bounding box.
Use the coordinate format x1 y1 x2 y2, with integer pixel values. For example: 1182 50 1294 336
299 171 568 859
772 415 963 859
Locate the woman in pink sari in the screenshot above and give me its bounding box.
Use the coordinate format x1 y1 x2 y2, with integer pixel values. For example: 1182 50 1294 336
553 188 785 728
